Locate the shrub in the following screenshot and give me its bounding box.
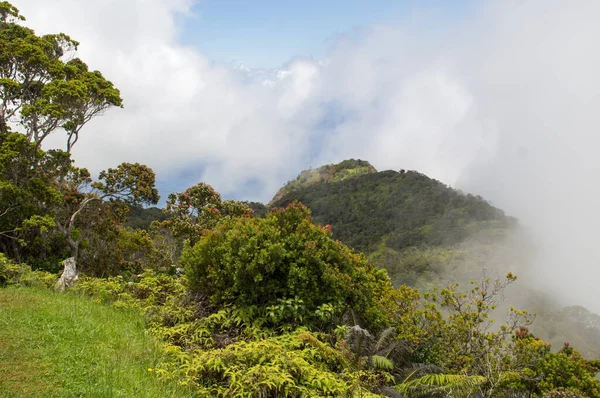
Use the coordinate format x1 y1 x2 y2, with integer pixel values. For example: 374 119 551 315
0 253 57 288
158 330 384 397
536 344 600 397
182 202 397 331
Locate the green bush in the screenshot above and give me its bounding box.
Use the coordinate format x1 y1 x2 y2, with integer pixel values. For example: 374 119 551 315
535 344 600 397
182 202 396 331
0 253 57 288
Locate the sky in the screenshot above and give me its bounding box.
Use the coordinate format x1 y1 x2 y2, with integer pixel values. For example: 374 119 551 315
181 0 472 68
13 0 600 311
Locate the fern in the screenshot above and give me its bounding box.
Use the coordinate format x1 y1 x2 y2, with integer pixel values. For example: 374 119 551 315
374 326 397 354
297 332 351 369
371 355 394 371
401 363 446 380
395 373 486 397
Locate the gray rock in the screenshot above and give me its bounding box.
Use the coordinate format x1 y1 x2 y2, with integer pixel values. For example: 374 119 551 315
55 257 79 292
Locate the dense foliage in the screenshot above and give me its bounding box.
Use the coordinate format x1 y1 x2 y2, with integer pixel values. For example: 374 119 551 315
2 4 600 397
272 168 514 252
5 252 594 397
182 202 397 332
126 206 169 230
163 182 253 246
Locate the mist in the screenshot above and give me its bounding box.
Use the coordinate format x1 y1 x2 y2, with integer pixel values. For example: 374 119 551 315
316 1 600 313
454 1 600 313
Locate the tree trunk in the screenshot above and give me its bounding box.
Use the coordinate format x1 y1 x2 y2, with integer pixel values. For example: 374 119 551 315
56 239 79 292
10 239 21 263
55 256 78 292
68 239 79 261
0 110 7 133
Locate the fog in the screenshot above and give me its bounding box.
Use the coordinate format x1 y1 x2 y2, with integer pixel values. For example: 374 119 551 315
455 1 600 313
318 0 600 313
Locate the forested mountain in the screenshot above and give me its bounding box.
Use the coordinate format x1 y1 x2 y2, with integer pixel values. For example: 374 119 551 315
271 160 516 286
126 206 169 230
272 161 513 251
270 160 600 359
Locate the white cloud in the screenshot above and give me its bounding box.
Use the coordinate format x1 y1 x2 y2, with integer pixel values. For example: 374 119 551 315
16 0 600 310
19 0 318 200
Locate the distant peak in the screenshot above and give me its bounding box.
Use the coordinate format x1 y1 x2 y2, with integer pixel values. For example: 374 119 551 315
269 159 377 205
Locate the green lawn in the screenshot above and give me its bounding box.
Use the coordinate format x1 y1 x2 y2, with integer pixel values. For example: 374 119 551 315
0 287 194 398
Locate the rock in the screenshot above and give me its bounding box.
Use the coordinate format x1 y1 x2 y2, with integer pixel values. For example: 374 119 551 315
55 257 78 292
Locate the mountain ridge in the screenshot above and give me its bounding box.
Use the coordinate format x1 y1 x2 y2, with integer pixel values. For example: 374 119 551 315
268 158 377 206
266 159 600 358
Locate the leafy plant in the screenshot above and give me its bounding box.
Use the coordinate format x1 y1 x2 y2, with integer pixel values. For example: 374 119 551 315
395 373 486 397
0 253 56 288
182 201 398 332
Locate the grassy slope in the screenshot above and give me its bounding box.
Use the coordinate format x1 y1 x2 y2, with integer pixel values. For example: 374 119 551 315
0 287 193 398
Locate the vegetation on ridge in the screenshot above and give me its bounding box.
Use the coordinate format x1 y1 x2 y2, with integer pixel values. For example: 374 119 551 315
271 167 513 253
269 159 377 205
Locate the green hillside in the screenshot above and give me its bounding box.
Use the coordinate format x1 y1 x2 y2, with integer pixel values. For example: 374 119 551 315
126 206 170 230
270 161 600 358
271 163 517 288
271 166 514 252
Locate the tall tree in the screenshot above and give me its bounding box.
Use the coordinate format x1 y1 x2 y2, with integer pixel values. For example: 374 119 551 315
53 162 159 290
0 130 60 262
0 2 122 152
0 1 134 277
54 162 159 263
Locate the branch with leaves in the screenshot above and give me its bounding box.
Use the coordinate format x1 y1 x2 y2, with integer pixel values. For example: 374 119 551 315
54 162 159 261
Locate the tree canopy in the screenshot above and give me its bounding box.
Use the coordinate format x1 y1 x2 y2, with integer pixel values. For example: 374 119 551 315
182 201 398 331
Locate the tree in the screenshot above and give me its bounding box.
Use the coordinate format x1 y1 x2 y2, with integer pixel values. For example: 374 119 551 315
54 162 159 263
163 182 253 246
0 130 61 262
53 162 158 289
0 2 152 281
182 201 398 332
0 2 122 151
0 0 122 258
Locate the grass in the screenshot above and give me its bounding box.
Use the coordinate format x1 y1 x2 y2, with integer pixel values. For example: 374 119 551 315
0 287 194 397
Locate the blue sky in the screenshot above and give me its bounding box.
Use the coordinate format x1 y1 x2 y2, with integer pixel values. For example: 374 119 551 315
181 0 474 68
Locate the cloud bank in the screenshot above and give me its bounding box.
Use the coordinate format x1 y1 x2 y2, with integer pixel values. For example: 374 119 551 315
17 0 600 310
